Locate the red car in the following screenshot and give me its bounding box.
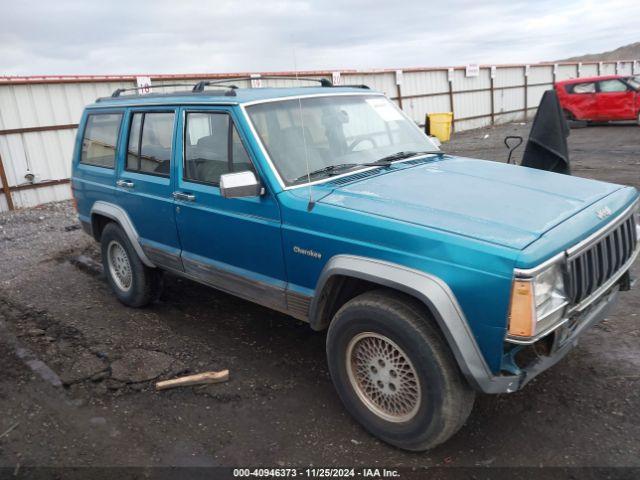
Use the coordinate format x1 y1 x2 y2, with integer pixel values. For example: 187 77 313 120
555 75 640 124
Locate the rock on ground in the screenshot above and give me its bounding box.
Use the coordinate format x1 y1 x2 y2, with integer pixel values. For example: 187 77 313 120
59 352 108 385
110 349 179 383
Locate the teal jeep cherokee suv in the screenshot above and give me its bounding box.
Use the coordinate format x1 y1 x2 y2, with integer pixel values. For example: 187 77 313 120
71 81 640 450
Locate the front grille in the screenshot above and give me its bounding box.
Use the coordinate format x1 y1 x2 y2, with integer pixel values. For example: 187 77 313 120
567 213 638 305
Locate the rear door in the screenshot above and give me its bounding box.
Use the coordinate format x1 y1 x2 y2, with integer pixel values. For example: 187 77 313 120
596 79 636 120
564 81 597 120
173 106 287 310
116 107 183 271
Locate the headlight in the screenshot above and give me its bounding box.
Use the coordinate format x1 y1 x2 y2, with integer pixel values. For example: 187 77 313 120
508 261 569 340
533 263 567 330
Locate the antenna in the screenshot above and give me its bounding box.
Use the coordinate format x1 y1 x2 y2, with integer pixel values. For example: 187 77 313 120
293 47 315 211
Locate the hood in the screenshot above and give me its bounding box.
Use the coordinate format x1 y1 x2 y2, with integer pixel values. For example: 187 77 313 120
318 156 624 249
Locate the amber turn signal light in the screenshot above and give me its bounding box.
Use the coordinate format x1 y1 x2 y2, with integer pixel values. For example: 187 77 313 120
508 280 535 337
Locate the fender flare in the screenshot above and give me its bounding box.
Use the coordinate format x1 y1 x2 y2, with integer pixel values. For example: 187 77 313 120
309 255 512 393
90 201 156 268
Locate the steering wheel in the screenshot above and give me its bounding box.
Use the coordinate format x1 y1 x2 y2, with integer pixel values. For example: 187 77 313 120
348 135 378 152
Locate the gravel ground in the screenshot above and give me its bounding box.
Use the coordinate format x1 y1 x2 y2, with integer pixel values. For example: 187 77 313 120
0 122 639 477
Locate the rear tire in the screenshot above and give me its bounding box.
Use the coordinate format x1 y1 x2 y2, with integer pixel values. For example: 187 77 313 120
100 222 163 307
326 290 475 451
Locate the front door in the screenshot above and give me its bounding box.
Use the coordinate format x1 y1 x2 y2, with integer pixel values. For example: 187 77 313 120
596 79 636 120
116 108 183 271
173 106 287 311
565 81 597 120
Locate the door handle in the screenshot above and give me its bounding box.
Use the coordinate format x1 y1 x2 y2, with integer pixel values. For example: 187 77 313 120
172 191 196 202
116 179 135 188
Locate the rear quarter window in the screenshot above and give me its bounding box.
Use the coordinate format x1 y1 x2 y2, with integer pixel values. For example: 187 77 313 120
80 113 122 168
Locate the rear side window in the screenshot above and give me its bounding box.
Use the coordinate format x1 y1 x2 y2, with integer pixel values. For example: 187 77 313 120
598 79 628 93
567 82 595 94
184 112 254 185
80 113 122 168
126 112 175 176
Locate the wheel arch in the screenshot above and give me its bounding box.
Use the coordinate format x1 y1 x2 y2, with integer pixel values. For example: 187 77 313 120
309 255 497 392
90 201 155 268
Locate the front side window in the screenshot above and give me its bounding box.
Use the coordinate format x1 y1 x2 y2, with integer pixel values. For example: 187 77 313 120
80 113 122 168
246 95 438 186
569 82 595 94
184 112 254 185
598 79 628 93
127 112 175 176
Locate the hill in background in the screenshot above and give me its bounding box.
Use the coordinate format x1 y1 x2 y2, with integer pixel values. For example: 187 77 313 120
561 42 640 61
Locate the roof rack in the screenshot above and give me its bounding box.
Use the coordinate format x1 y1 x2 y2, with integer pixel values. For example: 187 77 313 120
334 84 370 90
110 83 194 97
106 76 370 100
192 75 334 92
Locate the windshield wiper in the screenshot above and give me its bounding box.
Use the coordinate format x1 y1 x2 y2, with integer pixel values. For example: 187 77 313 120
293 163 361 183
362 150 443 167
292 150 444 184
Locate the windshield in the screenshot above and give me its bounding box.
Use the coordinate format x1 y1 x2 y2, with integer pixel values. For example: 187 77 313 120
246 94 439 186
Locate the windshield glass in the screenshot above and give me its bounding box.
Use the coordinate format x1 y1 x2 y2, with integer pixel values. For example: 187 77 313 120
246 95 439 186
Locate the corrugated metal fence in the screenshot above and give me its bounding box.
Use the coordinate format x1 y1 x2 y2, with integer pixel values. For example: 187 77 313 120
1 60 638 212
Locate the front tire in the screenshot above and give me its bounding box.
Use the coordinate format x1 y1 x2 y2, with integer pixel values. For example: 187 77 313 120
326 290 475 451
100 222 163 307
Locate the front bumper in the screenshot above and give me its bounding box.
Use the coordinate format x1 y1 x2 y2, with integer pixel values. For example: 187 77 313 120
480 279 624 394
476 199 639 394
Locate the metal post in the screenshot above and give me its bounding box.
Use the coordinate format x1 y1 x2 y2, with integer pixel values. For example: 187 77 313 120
523 65 528 121
396 84 403 110
489 69 495 126
0 153 14 211
447 70 454 133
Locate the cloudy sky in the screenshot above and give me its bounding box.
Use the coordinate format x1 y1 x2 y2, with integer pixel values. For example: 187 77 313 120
1 0 638 76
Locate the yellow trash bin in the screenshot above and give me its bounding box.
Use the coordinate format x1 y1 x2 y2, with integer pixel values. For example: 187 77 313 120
427 112 453 142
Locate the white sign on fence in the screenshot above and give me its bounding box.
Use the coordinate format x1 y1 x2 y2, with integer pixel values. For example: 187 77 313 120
136 76 152 94
465 64 479 77
490 66 496 79
395 69 403 86
447 68 454 83
332 71 341 86
250 74 262 88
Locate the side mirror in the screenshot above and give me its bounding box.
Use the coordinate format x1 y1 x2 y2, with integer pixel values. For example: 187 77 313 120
219 171 264 199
